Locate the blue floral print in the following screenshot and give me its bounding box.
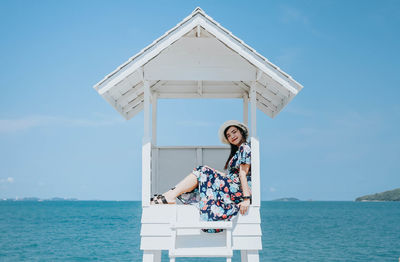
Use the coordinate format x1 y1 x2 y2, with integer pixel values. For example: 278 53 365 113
178 141 251 233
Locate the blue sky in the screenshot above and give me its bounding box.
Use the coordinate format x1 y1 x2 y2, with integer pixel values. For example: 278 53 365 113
1 0 399 201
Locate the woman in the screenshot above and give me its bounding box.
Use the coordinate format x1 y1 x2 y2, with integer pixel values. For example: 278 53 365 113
151 120 252 233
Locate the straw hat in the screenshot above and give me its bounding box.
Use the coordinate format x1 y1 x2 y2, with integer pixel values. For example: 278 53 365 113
219 120 249 144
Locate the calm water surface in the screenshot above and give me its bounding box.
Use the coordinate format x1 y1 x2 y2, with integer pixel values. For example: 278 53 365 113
0 201 399 261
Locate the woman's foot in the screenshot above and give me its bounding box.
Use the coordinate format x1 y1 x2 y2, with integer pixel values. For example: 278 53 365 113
150 188 176 204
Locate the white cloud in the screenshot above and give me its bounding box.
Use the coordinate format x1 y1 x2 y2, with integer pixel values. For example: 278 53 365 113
0 177 14 183
0 114 125 133
269 187 276 192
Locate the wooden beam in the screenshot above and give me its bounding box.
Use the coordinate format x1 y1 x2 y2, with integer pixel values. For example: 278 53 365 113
103 92 127 119
117 82 143 107
197 81 203 96
152 93 158 145
250 82 257 137
157 93 245 99
196 24 201 37
198 18 299 95
256 93 277 112
256 97 274 118
150 80 167 91
123 93 144 113
251 137 261 207
243 93 248 126
233 81 250 92
143 80 150 140
254 81 282 107
126 102 143 120
97 17 201 95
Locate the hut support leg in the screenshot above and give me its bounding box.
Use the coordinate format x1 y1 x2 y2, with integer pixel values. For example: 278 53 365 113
241 250 248 262
241 250 259 262
143 250 161 262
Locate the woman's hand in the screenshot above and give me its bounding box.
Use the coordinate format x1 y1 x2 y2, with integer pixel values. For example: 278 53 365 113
237 199 250 215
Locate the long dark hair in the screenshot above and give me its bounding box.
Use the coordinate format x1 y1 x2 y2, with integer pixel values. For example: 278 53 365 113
224 126 247 170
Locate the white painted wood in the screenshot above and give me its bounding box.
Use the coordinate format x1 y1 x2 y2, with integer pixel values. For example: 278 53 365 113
96 17 201 94
250 82 257 137
141 205 177 222
250 137 261 207
197 80 203 95
93 7 307 261
143 80 150 140
154 146 229 194
171 221 232 229
141 236 172 249
170 248 233 257
126 102 144 120
232 237 263 250
241 250 248 262
103 92 127 120
196 148 202 167
196 24 201 37
143 250 161 262
150 80 167 91
141 222 261 237
157 93 245 99
257 93 277 112
246 250 260 262
116 82 143 107
154 82 244 95
243 94 248 126
197 18 300 95
123 93 144 113
94 8 303 94
144 37 256 81
94 8 303 122
142 205 260 223
142 141 151 207
141 236 262 250
152 92 157 145
151 148 159 197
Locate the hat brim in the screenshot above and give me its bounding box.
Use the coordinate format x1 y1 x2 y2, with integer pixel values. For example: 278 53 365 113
218 120 249 144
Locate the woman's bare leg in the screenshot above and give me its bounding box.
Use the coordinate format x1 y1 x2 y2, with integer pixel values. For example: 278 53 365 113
155 173 198 203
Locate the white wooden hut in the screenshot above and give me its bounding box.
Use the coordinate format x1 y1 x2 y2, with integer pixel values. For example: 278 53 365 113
93 7 303 262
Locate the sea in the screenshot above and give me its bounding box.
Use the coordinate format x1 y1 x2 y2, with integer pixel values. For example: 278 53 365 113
0 201 399 261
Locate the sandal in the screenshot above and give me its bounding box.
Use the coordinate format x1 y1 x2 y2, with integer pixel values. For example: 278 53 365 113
150 187 176 204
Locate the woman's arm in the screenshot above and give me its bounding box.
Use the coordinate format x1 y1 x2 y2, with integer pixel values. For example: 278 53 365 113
239 163 251 197
238 163 251 214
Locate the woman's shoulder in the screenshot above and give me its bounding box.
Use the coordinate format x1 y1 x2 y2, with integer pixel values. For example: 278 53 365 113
239 141 251 152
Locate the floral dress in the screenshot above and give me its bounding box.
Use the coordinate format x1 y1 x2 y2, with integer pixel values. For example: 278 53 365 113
178 141 252 233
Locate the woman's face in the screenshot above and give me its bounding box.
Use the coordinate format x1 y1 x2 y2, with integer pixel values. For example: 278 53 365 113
225 126 243 146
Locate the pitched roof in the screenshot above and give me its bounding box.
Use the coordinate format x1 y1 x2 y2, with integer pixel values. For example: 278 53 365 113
93 7 303 120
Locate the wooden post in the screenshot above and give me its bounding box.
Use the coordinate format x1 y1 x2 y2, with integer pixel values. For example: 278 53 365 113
143 250 161 262
142 80 151 207
251 137 261 207
152 92 158 145
243 93 248 126
144 80 151 141
250 82 257 137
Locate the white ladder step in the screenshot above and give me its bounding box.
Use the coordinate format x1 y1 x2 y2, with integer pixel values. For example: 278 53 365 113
169 248 233 257
171 221 232 229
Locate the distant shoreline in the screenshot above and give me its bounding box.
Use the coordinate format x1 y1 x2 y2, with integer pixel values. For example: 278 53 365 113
2 198 400 202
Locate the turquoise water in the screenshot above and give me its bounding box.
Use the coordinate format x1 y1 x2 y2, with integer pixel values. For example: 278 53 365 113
0 201 399 261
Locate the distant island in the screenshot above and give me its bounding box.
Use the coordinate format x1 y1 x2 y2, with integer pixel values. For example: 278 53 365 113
1 197 78 202
355 188 400 202
272 197 300 201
